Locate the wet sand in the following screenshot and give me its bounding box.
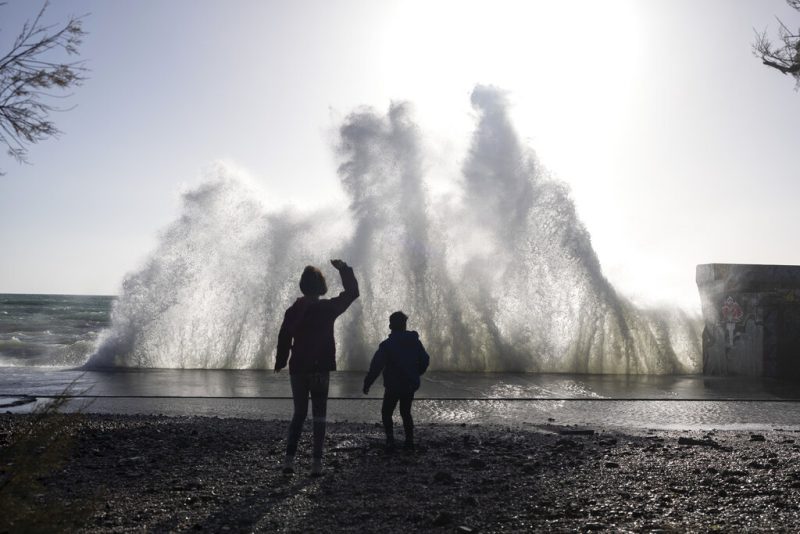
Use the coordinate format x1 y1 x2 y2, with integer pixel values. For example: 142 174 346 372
2 414 800 532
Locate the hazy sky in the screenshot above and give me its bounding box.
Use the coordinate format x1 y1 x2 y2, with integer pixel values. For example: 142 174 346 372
1 0 799 311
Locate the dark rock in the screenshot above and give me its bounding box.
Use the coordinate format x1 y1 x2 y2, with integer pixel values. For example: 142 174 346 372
582 523 606 531
750 434 766 442
469 458 486 469
559 429 595 436
677 436 727 450
461 496 478 507
522 464 537 475
604 462 620 468
432 512 452 526
433 471 455 484
722 469 747 477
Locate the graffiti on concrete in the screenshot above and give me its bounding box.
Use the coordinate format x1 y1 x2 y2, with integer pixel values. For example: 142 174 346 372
721 296 743 347
698 263 800 378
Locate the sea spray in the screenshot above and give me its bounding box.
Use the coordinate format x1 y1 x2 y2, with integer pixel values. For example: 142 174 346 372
89 174 349 368
88 87 702 372
334 102 474 370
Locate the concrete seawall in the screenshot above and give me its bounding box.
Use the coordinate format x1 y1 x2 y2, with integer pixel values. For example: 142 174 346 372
697 263 800 378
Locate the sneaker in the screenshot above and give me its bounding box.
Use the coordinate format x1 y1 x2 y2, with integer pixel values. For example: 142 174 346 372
281 456 294 474
310 458 323 477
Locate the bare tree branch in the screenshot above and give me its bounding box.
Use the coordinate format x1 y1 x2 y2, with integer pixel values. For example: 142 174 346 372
753 0 800 90
0 1 88 174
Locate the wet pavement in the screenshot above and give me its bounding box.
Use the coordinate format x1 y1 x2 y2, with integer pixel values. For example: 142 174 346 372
2 367 800 430
2 367 800 400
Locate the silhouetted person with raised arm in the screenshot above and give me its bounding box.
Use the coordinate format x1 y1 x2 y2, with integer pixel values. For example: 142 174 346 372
363 311 430 451
275 259 359 476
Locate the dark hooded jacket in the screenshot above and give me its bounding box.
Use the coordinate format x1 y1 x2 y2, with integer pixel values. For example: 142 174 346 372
275 265 359 374
364 330 430 393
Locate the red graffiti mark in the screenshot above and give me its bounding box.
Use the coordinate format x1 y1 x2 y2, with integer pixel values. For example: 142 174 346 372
721 296 743 323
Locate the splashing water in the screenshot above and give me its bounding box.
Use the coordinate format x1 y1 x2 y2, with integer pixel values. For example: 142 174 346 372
88 86 701 372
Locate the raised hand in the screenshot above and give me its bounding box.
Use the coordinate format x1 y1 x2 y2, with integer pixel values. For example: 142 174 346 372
330 259 348 271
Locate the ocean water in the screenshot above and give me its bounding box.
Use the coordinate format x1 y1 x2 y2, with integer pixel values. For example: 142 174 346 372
0 294 113 367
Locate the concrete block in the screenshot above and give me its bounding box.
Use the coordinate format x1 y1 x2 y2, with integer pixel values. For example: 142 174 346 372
696 264 800 378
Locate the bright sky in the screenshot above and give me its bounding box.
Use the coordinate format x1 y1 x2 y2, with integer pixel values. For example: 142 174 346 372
1 0 799 311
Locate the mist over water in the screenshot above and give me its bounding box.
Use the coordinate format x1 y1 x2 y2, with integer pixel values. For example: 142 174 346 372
88 86 701 373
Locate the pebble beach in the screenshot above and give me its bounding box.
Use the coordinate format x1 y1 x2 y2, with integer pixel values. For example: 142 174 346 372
3 413 800 532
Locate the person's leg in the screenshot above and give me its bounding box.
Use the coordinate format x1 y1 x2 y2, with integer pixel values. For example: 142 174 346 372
285 373 310 468
399 391 414 448
382 389 400 447
309 371 330 474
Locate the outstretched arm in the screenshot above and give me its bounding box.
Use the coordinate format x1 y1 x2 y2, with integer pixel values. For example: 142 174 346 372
363 346 386 394
329 259 359 316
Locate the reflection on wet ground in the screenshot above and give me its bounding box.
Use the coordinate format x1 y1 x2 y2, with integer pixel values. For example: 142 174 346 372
5 397 796 432
2 368 800 430
2 368 800 400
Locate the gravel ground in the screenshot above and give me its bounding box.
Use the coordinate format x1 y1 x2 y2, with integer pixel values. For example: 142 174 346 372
2 413 800 532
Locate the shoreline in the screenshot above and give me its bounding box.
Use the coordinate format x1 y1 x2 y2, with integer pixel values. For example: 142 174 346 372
3 414 800 532
7 395 800 432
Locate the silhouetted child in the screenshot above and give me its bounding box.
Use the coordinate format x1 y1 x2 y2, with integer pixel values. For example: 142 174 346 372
275 260 359 476
363 311 430 450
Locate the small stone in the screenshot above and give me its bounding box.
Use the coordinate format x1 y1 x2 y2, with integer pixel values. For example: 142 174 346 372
583 523 606 531
750 434 766 442
722 469 746 477
469 458 486 469
433 471 455 484
432 512 452 526
522 464 537 475
559 429 595 436
555 438 578 449
747 460 770 469
678 436 723 449
461 496 478 507
605 461 620 468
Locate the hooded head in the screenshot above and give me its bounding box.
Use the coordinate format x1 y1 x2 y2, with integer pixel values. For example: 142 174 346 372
389 311 408 332
299 266 327 297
